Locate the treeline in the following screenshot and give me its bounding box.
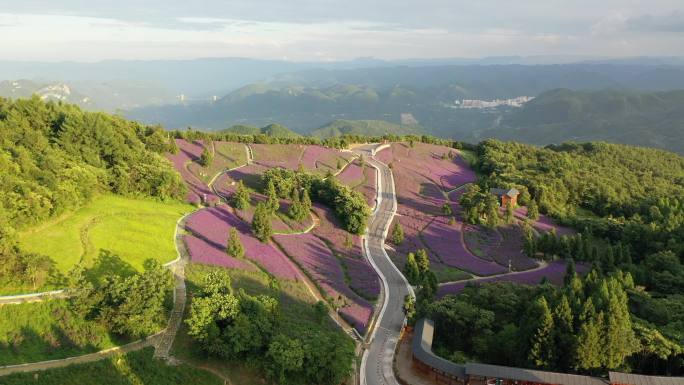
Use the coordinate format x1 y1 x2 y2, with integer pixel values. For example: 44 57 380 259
429 265 681 375
466 139 684 374
0 97 185 292
260 168 370 234
186 270 355 385
171 128 477 151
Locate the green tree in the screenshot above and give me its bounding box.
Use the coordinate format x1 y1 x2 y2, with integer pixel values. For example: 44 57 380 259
199 147 213 167
266 180 280 213
603 284 638 369
252 202 273 242
485 195 501 228
504 202 515 224
527 200 540 221
574 299 604 372
227 227 245 259
232 180 251 210
391 222 404 245
527 296 555 369
288 186 306 221
404 252 420 284
415 249 430 274
301 187 312 213
442 202 453 216
553 294 575 370
267 334 305 383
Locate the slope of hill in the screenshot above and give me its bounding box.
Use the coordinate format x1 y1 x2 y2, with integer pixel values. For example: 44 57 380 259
221 123 300 138
471 89 684 154
310 119 422 138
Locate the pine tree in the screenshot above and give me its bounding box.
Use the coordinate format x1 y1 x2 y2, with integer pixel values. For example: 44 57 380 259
301 188 312 213
404 253 420 284
232 180 251 210
564 259 576 287
485 195 501 228
415 249 430 274
504 202 514 224
266 180 280 213
553 295 575 370
199 147 213 167
288 187 306 221
603 283 638 369
527 200 540 221
574 299 604 371
391 222 404 245
252 202 273 242
226 227 245 259
528 296 555 369
442 202 453 216
602 246 615 272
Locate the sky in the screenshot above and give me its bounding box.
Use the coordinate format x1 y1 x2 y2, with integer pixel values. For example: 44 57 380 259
1 0 683 62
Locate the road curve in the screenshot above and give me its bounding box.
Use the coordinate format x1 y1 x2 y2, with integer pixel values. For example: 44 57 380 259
356 145 412 385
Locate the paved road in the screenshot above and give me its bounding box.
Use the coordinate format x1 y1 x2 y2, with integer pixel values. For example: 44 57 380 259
356 145 412 385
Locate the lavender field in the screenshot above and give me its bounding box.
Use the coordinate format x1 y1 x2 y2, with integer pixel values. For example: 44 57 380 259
437 260 590 298
184 205 301 280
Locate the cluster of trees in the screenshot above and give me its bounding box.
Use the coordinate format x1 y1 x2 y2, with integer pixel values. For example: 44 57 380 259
467 139 684 374
459 185 533 227
172 128 476 151
428 265 674 374
260 168 370 234
185 270 355 385
68 259 173 338
0 97 186 292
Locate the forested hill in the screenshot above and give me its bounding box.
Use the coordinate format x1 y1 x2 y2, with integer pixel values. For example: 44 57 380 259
310 119 421 138
472 89 684 154
0 96 185 231
221 123 300 138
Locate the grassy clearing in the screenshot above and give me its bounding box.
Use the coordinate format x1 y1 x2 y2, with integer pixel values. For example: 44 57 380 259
171 263 331 385
0 299 128 365
0 347 223 385
18 195 192 273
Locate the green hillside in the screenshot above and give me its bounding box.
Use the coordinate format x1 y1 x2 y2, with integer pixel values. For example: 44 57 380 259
310 119 422 138
471 89 684 154
222 123 300 138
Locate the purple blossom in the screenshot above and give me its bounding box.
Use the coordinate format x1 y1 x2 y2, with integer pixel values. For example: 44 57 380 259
185 205 301 280
437 260 590 297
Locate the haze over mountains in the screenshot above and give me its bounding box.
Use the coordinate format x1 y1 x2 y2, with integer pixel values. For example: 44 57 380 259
1 56 684 153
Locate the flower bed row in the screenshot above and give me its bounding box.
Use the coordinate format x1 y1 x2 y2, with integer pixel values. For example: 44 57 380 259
184 205 301 280
437 260 590 298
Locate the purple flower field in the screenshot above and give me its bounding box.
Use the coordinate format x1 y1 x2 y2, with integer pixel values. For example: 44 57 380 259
301 145 352 175
185 205 301 280
184 235 253 270
463 224 539 271
514 207 576 237
358 165 377 208
251 143 305 170
421 216 507 276
273 232 373 333
167 139 220 205
311 204 363 260
437 260 590 298
337 161 365 186
343 255 380 300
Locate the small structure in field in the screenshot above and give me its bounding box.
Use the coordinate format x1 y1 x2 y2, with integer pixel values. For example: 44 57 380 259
490 188 520 207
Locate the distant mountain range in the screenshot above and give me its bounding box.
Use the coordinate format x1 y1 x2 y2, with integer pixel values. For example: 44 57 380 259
0 79 176 111
468 88 684 154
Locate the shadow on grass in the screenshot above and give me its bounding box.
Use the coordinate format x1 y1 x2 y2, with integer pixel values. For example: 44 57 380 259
85 250 137 283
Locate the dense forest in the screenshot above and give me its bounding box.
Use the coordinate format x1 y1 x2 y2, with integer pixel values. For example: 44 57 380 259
441 139 684 375
0 97 185 291
186 270 355 385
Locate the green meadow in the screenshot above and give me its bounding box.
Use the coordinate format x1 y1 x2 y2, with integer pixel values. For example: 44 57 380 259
18 195 192 274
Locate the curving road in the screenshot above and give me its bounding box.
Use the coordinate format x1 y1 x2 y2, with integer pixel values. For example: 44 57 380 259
356 145 413 385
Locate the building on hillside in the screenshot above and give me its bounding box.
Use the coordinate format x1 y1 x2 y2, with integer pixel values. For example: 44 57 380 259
411 318 684 385
490 188 520 207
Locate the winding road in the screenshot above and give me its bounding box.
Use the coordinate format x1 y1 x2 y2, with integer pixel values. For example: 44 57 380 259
356 145 412 385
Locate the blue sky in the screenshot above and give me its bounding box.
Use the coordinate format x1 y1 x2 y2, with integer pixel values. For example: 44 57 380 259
1 0 683 61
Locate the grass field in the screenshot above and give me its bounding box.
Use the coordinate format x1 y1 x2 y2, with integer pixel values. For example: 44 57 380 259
171 263 337 385
18 195 192 274
0 347 223 385
0 299 129 365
